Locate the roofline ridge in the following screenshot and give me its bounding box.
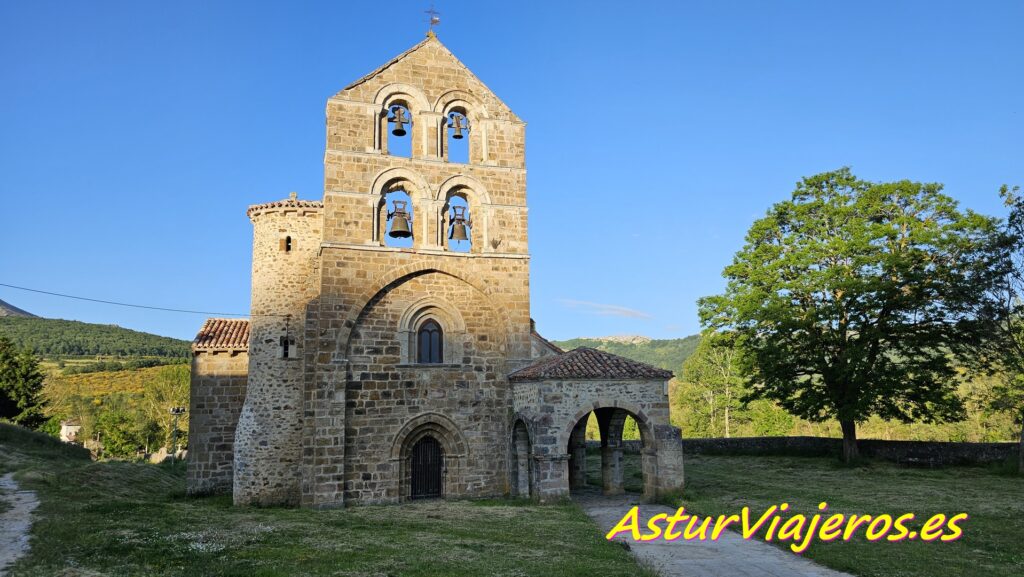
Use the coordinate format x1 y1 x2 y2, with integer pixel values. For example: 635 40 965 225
342 36 433 92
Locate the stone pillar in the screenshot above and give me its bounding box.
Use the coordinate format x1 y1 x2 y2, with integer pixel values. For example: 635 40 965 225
595 407 626 496
568 418 588 489
654 424 686 495
601 441 625 495
533 454 570 503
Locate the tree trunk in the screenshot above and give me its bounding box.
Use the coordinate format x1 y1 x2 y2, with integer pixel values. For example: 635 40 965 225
1018 409 1024 475
840 419 859 463
725 406 730 439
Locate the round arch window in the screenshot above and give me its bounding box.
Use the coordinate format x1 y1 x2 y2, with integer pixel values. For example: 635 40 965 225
417 320 443 364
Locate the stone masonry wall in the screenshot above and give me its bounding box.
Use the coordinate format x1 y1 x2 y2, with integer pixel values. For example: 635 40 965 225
234 205 322 506
300 252 533 507
337 272 511 503
681 436 1019 466
188 351 247 495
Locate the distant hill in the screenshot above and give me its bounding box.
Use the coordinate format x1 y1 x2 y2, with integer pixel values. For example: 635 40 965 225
552 334 701 376
0 298 37 318
0 317 190 358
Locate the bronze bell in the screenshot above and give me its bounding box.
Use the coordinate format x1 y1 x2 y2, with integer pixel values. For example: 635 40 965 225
448 112 468 140
448 205 470 242
388 200 413 238
389 106 409 137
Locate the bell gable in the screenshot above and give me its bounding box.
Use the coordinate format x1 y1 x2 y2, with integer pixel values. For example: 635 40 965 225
334 34 522 124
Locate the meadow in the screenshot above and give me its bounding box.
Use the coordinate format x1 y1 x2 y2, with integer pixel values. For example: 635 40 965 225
0 424 655 577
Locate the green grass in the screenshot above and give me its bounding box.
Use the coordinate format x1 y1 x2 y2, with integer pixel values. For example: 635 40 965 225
0 424 655 577
669 453 1024 577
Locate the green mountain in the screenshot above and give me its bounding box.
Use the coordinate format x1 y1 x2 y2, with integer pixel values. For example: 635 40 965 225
0 317 190 359
552 334 701 376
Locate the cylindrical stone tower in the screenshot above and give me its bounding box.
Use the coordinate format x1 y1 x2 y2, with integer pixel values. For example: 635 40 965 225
233 192 322 506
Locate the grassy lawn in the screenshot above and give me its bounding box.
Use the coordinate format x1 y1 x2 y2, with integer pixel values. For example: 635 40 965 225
0 424 654 577
670 453 1024 577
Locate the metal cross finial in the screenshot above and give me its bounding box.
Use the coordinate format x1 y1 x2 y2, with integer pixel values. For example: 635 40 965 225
425 4 441 34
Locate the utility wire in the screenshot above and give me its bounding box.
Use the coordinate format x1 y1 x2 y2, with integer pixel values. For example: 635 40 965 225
0 282 250 317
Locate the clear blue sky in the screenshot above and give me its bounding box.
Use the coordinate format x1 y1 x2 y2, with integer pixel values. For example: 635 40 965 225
1 1 1022 341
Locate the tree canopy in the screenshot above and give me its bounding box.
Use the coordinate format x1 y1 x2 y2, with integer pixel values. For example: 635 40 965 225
0 317 190 359
0 336 46 427
699 168 1005 461
981 185 1024 472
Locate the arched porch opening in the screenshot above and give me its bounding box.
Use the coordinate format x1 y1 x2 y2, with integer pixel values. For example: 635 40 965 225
566 407 657 499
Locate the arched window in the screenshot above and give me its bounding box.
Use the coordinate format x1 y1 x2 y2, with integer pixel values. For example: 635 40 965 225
417 319 443 364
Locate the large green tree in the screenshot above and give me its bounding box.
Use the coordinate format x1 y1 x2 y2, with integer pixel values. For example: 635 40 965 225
0 336 46 428
982 185 1024 472
699 168 1004 461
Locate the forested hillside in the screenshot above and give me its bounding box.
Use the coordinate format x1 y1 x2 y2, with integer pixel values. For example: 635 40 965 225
0 317 190 358
553 334 700 375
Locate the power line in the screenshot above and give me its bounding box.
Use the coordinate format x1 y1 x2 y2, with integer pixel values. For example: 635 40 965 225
0 282 249 317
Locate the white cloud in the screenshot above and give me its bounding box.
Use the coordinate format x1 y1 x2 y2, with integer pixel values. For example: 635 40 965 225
560 299 653 319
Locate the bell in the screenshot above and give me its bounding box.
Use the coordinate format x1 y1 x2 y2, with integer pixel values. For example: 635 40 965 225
448 205 470 242
448 112 468 140
389 106 409 137
388 200 413 238
450 222 469 241
389 215 412 238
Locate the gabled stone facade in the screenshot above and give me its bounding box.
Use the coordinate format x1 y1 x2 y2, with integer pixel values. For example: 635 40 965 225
187 34 685 508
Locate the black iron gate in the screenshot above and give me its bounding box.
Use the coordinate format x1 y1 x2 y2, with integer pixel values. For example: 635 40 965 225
410 436 443 499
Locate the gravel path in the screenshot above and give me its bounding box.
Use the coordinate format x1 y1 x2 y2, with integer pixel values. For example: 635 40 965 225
0 473 39 576
577 492 853 577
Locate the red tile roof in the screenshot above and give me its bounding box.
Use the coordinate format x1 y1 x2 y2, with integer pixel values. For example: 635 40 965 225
192 318 250 352
508 347 673 382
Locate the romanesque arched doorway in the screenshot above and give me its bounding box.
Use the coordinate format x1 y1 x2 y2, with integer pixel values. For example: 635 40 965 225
410 435 444 499
567 407 657 499
391 413 468 502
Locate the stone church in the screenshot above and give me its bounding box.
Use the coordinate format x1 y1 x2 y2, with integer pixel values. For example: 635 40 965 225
187 33 685 508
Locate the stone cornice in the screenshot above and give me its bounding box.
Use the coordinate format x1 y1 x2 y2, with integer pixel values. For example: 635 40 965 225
323 149 527 174
319 242 530 260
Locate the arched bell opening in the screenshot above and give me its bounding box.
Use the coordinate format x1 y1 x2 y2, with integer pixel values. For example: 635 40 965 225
383 101 413 158
566 408 656 498
442 106 470 164
510 419 534 498
379 188 415 248
441 193 472 253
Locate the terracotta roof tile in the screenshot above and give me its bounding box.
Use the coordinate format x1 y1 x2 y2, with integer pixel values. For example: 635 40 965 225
192 318 250 352
508 347 673 382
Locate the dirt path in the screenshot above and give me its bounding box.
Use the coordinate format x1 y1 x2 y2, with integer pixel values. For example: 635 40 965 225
578 493 853 577
0 473 39 576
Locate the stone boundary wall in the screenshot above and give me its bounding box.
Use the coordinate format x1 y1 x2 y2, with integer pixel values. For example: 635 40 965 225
586 436 1018 466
